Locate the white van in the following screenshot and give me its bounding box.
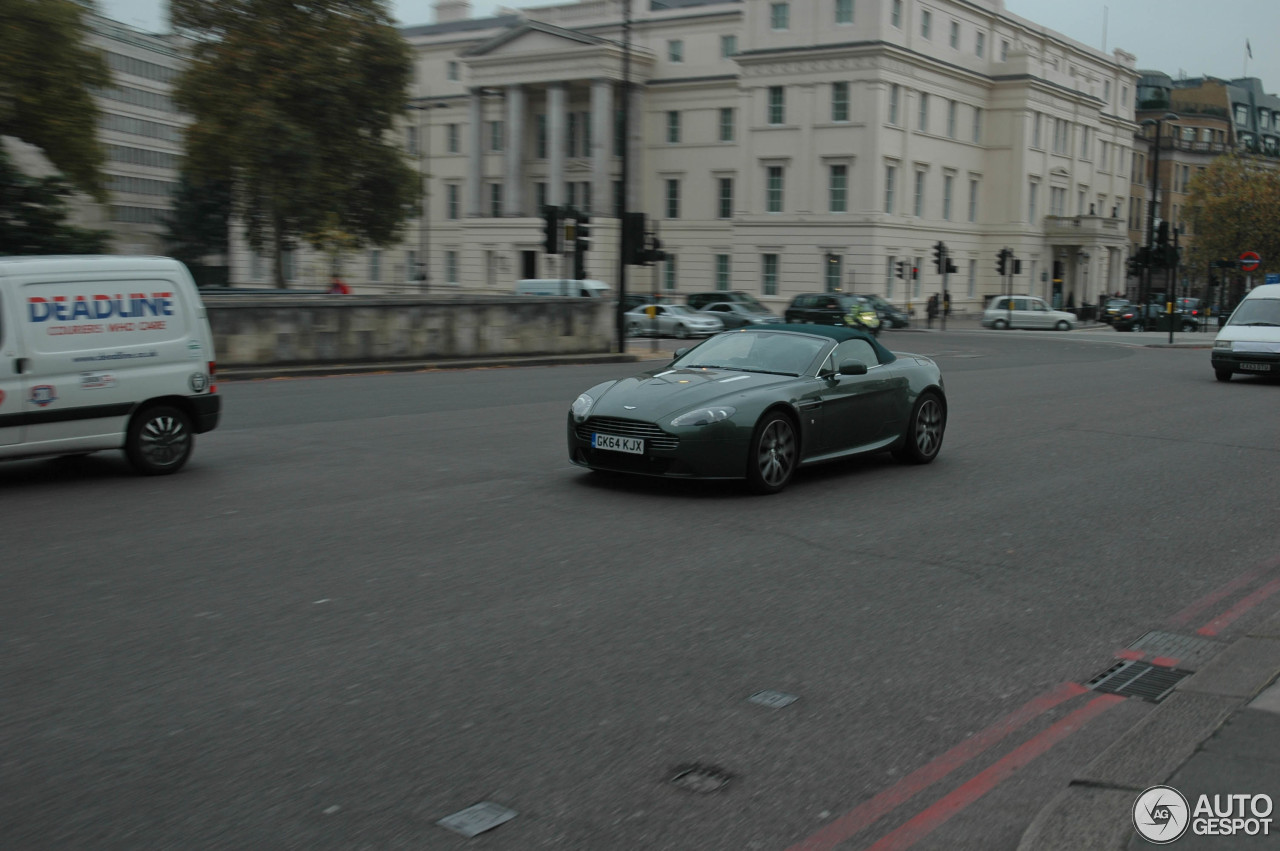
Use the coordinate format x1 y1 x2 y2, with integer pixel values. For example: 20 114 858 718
1212 284 1280 381
0 256 221 474
515 278 611 298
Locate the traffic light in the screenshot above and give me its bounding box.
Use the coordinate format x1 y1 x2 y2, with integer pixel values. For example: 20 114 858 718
573 213 590 279
621 212 646 265
1156 220 1170 248
911 266 918 281
896 261 905 280
996 248 1008 276
543 206 561 255
933 241 946 274
946 258 957 274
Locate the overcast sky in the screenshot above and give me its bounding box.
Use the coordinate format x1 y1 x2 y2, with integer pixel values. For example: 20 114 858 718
97 0 1279 91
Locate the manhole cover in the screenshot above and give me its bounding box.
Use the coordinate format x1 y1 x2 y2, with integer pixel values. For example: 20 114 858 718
748 689 798 709
1087 660 1192 703
437 801 517 837
670 764 732 793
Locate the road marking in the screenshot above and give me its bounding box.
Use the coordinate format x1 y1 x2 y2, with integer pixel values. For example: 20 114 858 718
1198 576 1280 637
1167 559 1275 628
862 694 1125 851
784 682 1085 851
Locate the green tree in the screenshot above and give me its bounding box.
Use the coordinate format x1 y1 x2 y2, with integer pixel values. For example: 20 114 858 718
0 0 109 199
162 172 232 268
0 148 109 254
172 0 419 287
1185 155 1280 280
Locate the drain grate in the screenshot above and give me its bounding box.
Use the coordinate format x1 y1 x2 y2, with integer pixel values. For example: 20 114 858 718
670 764 732 793
1087 660 1193 703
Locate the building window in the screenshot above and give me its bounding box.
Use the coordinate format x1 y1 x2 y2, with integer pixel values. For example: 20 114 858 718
668 40 684 63
768 86 785 125
716 254 731 289
535 182 547 211
721 34 737 57
832 82 849 122
949 20 959 49
1104 80 1111 103
369 249 381 282
766 165 784 213
1053 118 1069 154
1028 180 1039 222
770 2 789 30
667 111 681 144
914 169 926 217
489 120 503 152
942 174 953 220
918 92 929 132
1001 40 1009 61
535 115 546 158
968 178 978 222
825 255 842 292
835 0 853 24
967 258 977 298
1032 113 1042 148
921 10 932 39
489 183 502 217
946 100 957 138
447 124 459 153
445 251 458 284
885 164 897 213
581 111 591 155
664 255 677 290
718 177 733 219
613 180 623 217
719 107 735 142
976 31 985 57
565 182 577 209
762 253 779 295
829 164 848 213
447 61 458 81
972 107 983 143
891 0 902 28
447 184 460 220
567 113 578 157
889 84 900 125
665 178 680 218
1050 186 1066 217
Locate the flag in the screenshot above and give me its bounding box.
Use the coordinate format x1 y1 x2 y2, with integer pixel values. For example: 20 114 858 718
1247 40 1252 58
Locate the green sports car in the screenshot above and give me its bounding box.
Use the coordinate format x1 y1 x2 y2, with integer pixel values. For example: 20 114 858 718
567 326 946 494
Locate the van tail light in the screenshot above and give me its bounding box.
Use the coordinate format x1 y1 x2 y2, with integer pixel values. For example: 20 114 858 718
209 360 218 394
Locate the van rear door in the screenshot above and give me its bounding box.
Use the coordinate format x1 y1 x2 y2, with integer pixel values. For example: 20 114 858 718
0 282 25 445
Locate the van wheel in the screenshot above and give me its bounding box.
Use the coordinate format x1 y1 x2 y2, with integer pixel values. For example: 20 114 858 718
126 405 193 475
1215 369 1232 382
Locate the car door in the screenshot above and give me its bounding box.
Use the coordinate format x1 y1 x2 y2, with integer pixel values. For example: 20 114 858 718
707 303 741 328
1028 298 1053 328
0 285 25 446
816 338 895 452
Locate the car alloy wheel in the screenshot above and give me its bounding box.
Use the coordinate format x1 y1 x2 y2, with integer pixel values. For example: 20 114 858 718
747 412 797 494
893 392 945 464
126 404 194 475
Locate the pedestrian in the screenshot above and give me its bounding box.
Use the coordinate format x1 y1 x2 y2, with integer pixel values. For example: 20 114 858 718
943 289 952 318
926 294 939 329
328 275 350 295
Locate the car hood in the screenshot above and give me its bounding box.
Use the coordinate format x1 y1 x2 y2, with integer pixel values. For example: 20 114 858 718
592 367 795 421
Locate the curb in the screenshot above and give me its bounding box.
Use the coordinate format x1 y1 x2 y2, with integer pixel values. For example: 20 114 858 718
1017 608 1280 851
217 351 646 381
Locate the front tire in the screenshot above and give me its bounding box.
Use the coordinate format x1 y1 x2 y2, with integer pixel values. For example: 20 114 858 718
1055 320 1071 331
126 405 193 475
746 412 798 495
893 392 945 464
675 323 690 339
992 318 1008 330
1215 369 1232 382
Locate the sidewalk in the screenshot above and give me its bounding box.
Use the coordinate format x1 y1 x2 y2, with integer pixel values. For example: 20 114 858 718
1018 608 1280 850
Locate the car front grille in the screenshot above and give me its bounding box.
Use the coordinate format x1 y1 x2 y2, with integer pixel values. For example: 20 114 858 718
578 417 679 451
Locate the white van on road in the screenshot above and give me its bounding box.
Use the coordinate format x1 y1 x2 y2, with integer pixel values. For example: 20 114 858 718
1212 284 1280 381
0 256 221 474
514 279 611 298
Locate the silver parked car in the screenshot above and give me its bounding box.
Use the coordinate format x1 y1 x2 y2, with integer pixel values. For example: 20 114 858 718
698 301 784 329
625 304 724 338
981 296 1076 330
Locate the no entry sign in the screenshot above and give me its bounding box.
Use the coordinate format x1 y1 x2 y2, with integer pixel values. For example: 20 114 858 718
1240 251 1261 272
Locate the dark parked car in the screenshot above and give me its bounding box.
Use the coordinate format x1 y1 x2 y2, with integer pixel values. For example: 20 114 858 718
1112 303 1200 332
687 291 765 311
698 301 784 328
785 293 882 335
567 326 946 494
1102 298 1131 324
862 294 911 328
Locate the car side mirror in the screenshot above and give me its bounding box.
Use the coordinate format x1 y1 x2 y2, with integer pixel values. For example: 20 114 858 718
673 347 689 358
839 359 868 376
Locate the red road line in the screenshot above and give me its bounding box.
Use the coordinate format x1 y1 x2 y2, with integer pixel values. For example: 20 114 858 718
1198 576 1280 637
863 694 1125 851
783 682 1086 851
1168 561 1273 627
1115 649 1144 661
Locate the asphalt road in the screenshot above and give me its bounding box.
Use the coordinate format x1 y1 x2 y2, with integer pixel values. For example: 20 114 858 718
4 330 1278 850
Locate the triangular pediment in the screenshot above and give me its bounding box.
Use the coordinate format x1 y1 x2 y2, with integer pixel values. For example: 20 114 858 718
464 20 611 58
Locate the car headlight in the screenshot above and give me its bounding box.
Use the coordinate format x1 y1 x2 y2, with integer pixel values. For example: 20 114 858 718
571 393 594 422
1214 340 1233 351
671 406 736 427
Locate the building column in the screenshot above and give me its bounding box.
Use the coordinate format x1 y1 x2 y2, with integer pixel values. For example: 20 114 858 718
547 82 566 207
468 89 484 217
504 84 525 216
590 79 613 217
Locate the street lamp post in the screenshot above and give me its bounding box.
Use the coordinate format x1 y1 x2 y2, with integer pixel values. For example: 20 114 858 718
1141 112 1178 312
410 99 449 293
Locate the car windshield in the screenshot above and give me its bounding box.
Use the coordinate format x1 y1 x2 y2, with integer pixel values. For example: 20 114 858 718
673 331 827 376
1227 298 1280 327
665 305 695 315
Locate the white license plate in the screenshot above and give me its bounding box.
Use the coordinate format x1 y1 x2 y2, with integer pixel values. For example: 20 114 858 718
592 433 644 454
1240 362 1272 371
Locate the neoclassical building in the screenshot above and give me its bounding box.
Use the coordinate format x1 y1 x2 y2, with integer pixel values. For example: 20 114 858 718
231 0 1140 313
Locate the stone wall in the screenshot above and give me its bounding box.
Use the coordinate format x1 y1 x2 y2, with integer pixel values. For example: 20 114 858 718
205 295 615 366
